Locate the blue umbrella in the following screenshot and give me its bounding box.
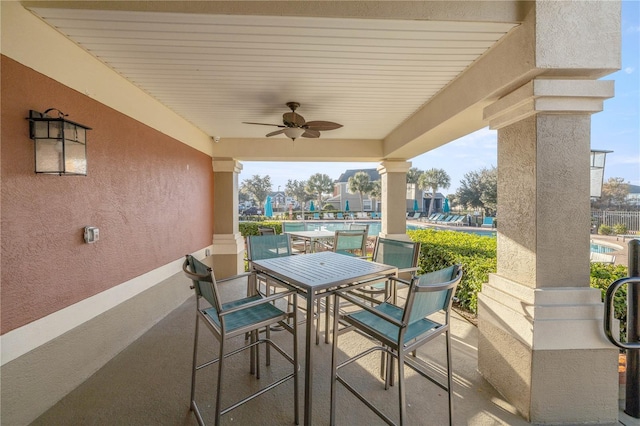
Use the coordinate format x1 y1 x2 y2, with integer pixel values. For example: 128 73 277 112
443 198 450 213
309 201 315 211
264 195 273 217
344 200 350 212
413 199 419 212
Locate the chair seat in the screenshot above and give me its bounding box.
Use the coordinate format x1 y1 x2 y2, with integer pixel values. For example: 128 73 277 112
203 295 287 332
346 302 440 345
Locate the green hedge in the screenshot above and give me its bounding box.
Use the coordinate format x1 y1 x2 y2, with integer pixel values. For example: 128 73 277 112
239 221 283 236
590 262 629 342
407 229 496 313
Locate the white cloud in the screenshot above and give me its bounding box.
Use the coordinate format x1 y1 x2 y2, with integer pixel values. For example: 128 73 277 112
624 67 635 74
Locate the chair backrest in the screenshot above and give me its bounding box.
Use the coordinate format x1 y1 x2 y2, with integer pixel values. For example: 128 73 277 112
483 217 494 225
283 222 306 232
246 234 292 263
337 212 344 219
332 229 367 256
258 226 276 235
183 255 223 313
347 223 369 234
371 238 420 274
403 265 462 326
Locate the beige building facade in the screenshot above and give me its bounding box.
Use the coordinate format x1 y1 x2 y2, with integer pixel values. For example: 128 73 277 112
1 1 621 424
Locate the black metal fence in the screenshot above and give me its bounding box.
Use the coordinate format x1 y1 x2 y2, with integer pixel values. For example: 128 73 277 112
591 210 640 232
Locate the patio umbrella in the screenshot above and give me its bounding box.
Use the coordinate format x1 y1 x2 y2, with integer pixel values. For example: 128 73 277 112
345 200 350 212
443 198 450 213
264 195 273 217
413 199 419 212
309 201 315 212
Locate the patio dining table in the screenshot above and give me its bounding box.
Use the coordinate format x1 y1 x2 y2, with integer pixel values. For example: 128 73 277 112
284 229 335 253
251 251 398 426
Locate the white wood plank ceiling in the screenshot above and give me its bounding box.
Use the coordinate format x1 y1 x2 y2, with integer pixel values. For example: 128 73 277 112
30 8 517 141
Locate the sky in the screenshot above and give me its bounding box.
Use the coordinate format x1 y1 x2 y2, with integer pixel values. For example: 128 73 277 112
240 2 640 195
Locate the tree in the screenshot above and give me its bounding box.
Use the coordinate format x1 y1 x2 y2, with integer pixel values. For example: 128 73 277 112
240 174 272 210
592 177 630 209
305 173 334 210
285 179 313 215
369 180 382 211
406 167 423 184
418 168 451 216
348 171 374 212
455 167 497 216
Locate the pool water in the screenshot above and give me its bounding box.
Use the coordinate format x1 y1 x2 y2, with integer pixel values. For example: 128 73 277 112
590 243 615 254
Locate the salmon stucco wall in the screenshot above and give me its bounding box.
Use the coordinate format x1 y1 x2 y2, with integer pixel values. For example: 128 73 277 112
1 55 214 335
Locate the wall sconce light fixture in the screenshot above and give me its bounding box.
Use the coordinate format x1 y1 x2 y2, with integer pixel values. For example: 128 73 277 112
590 149 613 198
27 109 91 176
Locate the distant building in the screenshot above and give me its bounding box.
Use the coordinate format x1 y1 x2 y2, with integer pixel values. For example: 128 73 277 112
627 184 640 206
325 168 446 212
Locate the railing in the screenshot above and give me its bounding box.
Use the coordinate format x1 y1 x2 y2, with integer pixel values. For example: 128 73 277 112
591 210 640 232
604 239 640 418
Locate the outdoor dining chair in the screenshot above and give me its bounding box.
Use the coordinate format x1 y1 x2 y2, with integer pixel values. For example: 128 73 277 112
282 221 307 254
318 229 368 343
330 264 462 426
257 226 276 235
351 237 421 306
182 255 299 426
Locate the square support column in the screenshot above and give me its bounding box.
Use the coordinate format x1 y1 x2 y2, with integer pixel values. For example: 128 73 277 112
377 161 411 240
211 159 245 278
479 79 619 424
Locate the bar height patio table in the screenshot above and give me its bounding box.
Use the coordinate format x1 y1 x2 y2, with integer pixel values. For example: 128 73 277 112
284 229 335 253
251 251 397 426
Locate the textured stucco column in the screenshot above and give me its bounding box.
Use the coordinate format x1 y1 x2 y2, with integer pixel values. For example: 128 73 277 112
478 79 618 424
211 159 244 278
377 161 411 240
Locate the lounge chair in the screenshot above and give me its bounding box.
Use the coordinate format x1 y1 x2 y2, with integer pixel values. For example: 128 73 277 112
313 213 320 220
428 214 444 223
590 252 616 264
408 212 421 220
481 217 495 228
437 215 455 224
356 212 369 219
324 212 335 220
337 212 344 220
451 215 466 226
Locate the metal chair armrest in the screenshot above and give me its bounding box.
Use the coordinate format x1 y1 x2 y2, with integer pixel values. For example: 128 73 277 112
217 271 254 283
219 289 296 316
336 291 404 328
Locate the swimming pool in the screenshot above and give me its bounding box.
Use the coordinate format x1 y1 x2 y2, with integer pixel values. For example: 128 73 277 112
303 221 497 237
590 242 616 254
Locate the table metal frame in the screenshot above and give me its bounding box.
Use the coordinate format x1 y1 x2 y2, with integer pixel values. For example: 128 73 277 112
251 251 397 426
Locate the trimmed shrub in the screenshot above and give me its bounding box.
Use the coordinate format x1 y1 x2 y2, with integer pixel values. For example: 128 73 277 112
407 229 496 313
590 262 629 342
598 224 614 235
239 221 283 236
613 223 628 235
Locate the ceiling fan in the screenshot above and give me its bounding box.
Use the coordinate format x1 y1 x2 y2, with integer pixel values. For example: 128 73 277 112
243 102 343 140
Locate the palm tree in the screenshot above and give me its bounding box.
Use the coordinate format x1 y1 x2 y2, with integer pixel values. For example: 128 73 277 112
305 173 334 210
418 168 451 217
369 180 381 212
285 179 313 216
348 171 373 212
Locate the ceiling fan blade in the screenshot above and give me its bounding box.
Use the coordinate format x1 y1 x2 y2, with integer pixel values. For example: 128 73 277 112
243 121 285 127
266 129 286 137
283 112 306 127
301 129 320 138
304 121 343 131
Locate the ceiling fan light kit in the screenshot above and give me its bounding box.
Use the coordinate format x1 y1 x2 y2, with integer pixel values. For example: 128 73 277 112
243 102 342 141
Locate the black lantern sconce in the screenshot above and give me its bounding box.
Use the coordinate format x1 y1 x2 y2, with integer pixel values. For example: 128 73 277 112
27 109 91 176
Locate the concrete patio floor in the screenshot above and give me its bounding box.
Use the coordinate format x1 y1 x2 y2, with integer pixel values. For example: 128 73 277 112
31 274 636 425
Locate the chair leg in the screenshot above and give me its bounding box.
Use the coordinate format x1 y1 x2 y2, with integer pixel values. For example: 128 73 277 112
324 295 331 344
330 294 340 426
191 315 200 408
316 298 321 345
256 330 262 379
446 329 453 426
215 337 226 426
250 329 256 376
397 350 406 426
